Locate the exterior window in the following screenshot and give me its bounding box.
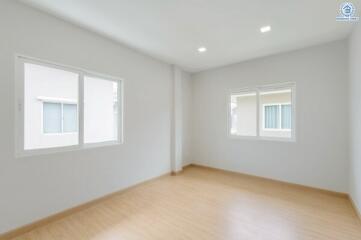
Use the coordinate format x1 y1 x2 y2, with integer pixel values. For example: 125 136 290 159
16 56 123 156
281 104 291 129
263 103 291 130
42 102 78 134
264 105 279 129
63 104 78 133
43 102 62 134
229 83 295 141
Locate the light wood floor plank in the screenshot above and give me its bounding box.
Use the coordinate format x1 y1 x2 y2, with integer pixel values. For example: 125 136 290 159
9 166 361 240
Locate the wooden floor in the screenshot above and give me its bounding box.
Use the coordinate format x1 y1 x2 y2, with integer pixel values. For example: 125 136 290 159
10 166 361 240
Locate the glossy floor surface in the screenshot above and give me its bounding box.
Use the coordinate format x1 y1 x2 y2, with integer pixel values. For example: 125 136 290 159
11 166 361 240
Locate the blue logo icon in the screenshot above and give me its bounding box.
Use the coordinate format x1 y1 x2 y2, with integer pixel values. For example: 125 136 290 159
336 2 359 21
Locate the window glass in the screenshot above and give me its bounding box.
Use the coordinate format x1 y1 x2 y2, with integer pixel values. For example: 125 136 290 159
24 63 79 150
264 105 279 129
230 92 257 136
229 86 294 140
63 104 78 133
19 57 123 155
260 89 292 138
43 102 62 133
84 76 119 143
281 104 291 129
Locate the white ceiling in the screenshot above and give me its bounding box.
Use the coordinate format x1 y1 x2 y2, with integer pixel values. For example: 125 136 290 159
19 0 359 72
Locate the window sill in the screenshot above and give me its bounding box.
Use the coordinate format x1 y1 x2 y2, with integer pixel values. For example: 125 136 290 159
262 129 291 132
228 134 296 143
42 132 78 136
15 140 123 158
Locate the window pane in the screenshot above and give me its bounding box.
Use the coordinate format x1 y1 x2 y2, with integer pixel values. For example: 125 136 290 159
281 104 291 129
230 92 257 136
43 103 62 133
84 76 119 143
63 104 78 133
264 105 279 129
24 63 79 150
259 88 292 138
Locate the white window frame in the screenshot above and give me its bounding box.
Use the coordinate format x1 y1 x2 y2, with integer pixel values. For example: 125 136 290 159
228 82 296 142
40 100 78 135
262 103 291 131
15 54 124 157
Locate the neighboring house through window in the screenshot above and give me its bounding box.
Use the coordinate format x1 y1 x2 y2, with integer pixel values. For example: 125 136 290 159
229 83 295 141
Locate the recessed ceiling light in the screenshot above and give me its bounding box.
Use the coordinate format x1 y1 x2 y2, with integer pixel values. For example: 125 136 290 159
260 25 271 33
198 47 207 53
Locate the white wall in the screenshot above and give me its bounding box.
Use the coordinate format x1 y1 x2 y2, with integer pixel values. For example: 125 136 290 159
171 66 193 171
0 0 173 233
181 71 193 166
191 40 349 192
349 22 361 214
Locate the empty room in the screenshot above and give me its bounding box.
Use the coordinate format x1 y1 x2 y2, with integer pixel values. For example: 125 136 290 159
1 0 361 239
